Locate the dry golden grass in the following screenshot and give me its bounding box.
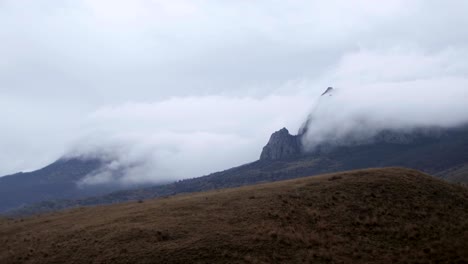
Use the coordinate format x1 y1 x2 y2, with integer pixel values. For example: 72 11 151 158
1 167 467 264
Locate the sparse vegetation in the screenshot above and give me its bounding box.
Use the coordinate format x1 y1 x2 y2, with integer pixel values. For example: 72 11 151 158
1 168 467 263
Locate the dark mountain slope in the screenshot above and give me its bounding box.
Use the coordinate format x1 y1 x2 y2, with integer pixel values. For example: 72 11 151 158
0 158 121 212
1 168 467 264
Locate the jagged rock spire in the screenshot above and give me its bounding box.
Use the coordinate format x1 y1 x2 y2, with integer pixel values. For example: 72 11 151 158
260 87 334 161
259 128 301 161
298 86 334 136
321 86 334 96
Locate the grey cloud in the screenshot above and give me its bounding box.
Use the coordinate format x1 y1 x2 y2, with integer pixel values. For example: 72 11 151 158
1 0 468 183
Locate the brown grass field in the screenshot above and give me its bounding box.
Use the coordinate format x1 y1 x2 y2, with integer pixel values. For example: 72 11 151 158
1 167 467 264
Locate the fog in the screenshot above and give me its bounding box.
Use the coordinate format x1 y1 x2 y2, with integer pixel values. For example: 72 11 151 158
301 82 468 150
1 0 467 184
68 95 312 184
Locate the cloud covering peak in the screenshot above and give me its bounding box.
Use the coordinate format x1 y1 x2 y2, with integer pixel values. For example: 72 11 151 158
1 0 467 184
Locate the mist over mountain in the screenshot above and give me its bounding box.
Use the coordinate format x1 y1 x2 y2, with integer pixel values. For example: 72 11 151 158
0 84 468 210
0 158 102 212
260 87 468 160
2 84 467 215
2 2 468 262
2 1 468 187
51 83 468 186
3 82 467 215
299 86 467 152
21 85 467 188
1 0 468 212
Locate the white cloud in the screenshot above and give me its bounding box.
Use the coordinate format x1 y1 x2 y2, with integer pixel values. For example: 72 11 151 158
69 94 313 184
1 0 468 183
301 47 468 149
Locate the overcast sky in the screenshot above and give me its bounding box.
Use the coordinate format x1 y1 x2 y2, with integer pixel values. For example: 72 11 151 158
1 0 468 183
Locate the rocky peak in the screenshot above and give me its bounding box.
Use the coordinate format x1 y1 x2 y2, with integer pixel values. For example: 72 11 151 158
321 86 334 96
260 128 301 161
298 87 335 136
260 87 335 161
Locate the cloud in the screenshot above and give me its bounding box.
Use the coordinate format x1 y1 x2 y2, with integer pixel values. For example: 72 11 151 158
301 48 468 149
67 95 312 185
0 0 467 184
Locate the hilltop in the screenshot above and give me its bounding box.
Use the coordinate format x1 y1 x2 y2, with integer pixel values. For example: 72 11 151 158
1 168 467 263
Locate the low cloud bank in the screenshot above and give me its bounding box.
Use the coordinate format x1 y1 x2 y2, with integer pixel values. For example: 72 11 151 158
67 95 312 186
301 49 468 150
74 75 468 186
1 1 468 186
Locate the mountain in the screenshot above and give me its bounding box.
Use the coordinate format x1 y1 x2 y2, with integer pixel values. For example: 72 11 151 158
0 157 141 213
260 128 301 160
8 122 468 216
1 168 467 263
2 87 468 215
321 86 334 96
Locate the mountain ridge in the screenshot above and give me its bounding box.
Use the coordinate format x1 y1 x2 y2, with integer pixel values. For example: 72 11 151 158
2 87 468 215
7 123 468 216
0 157 150 212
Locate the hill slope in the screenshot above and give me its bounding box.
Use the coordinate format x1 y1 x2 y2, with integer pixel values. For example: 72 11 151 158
1 168 467 264
11 125 468 216
0 157 157 213
437 162 468 183
0 158 104 212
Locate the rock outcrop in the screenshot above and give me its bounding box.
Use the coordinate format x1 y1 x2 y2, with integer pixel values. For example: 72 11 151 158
259 86 453 162
321 86 334 96
260 87 335 161
260 128 301 161
298 87 334 136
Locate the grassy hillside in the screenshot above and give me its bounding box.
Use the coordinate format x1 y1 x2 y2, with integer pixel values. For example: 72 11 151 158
1 168 467 263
